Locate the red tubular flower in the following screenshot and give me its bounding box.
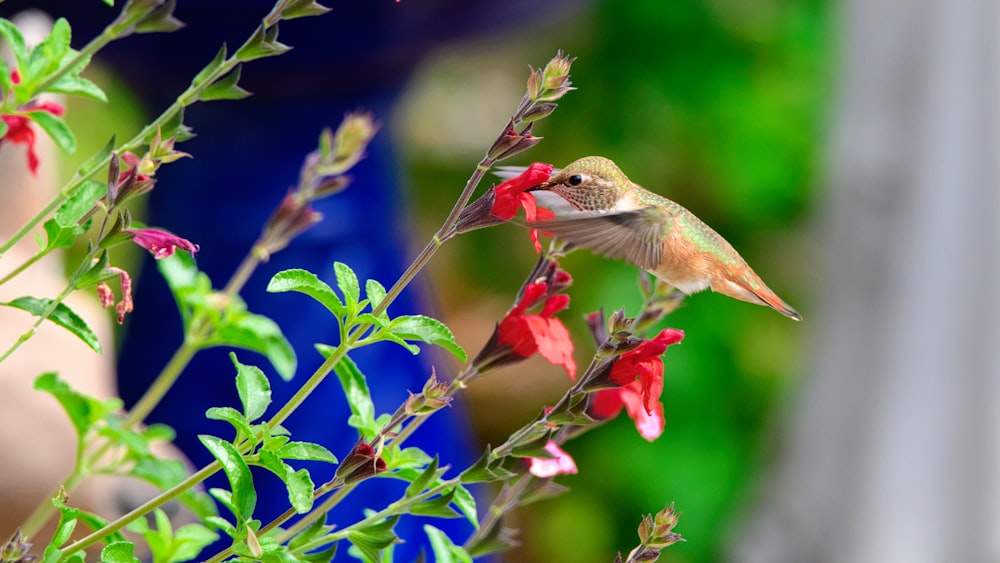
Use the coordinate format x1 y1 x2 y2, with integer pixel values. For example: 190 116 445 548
490 162 554 252
528 441 578 478
125 228 200 259
590 328 684 441
0 101 65 176
495 282 576 378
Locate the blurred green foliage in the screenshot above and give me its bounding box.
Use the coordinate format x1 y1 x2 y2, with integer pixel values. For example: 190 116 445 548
403 0 829 561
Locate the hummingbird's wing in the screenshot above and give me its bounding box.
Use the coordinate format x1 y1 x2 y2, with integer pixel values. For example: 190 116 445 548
531 207 668 271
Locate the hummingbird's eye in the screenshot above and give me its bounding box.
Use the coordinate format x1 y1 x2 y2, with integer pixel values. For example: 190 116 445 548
567 174 584 187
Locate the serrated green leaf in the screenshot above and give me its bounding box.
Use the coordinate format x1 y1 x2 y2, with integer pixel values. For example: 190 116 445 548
378 331 421 355
55 179 104 227
386 315 466 361
333 262 360 311
48 74 108 102
33 372 115 438
206 515 238 538
216 313 296 381
30 111 76 155
232 353 271 421
424 525 472 563
286 468 315 513
200 435 256 522
268 268 345 318
206 406 254 441
275 441 338 464
333 356 376 438
410 488 460 518
2 296 102 353
199 64 251 101
30 17 71 77
50 497 80 547
100 541 140 563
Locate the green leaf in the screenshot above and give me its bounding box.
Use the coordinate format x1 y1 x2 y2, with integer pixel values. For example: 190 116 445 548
200 435 256 522
199 64 251 101
410 488 460 518
29 17 71 77
424 525 472 563
452 485 479 529
333 356 376 438
50 497 79 547
55 179 104 227
236 23 291 62
279 0 332 19
33 373 118 438
267 269 345 318
334 262 360 311
100 541 140 563
2 296 102 353
0 19 28 72
275 441 338 464
233 353 271 421
30 111 77 155
405 456 440 498
285 468 315 514
47 74 107 102
347 516 399 563
190 46 227 87
206 406 254 441
217 313 296 381
171 523 220 561
386 315 466 361
41 217 86 252
365 279 388 320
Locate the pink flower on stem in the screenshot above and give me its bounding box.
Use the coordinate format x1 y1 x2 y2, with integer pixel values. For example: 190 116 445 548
590 328 684 441
528 440 578 478
125 228 200 259
0 100 65 176
96 267 135 324
495 282 576 378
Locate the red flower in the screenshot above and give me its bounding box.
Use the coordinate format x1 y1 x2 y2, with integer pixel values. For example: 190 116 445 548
495 282 576 378
590 328 684 441
490 162 553 252
0 101 65 176
125 228 200 259
528 441 578 478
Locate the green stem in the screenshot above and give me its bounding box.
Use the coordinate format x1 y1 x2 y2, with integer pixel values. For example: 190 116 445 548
0 247 51 287
62 461 222 557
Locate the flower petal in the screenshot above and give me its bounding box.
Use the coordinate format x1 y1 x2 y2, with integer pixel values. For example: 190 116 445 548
528 441 578 478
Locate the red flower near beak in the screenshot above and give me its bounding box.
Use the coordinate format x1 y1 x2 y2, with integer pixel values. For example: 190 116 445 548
490 162 554 252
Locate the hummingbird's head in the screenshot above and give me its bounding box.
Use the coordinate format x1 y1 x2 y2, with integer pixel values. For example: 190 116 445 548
530 156 631 212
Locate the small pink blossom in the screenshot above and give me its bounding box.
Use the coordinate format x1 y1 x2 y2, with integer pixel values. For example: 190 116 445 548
125 228 200 259
528 441 577 478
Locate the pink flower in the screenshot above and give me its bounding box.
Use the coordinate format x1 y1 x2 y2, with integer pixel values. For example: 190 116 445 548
0 101 65 176
590 328 684 441
125 228 200 259
528 441 577 478
96 267 134 324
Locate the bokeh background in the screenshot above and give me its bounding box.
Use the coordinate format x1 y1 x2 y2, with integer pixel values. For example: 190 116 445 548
23 0 1000 561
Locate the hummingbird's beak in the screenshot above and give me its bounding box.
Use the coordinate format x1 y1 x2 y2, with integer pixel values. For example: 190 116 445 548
527 181 552 192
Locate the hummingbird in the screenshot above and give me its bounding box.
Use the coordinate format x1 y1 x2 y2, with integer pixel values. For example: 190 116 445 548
525 156 802 320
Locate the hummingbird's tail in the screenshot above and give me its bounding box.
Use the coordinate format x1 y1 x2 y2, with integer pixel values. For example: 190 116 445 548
713 276 803 321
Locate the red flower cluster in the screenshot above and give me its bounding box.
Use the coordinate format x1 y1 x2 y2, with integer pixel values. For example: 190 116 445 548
125 228 200 260
591 328 684 441
489 162 555 251
495 280 576 378
0 101 65 176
